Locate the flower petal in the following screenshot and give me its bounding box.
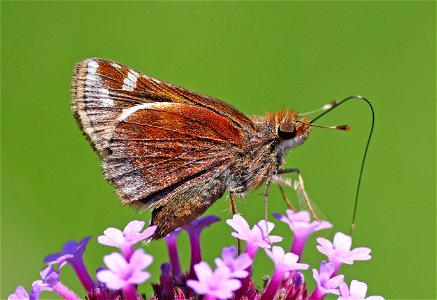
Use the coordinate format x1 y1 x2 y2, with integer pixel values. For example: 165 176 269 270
103 252 128 273
135 226 157 242
97 270 126 290
333 232 352 251
226 214 251 237
123 220 145 235
8 286 29 300
316 237 333 251
326 274 344 289
194 262 213 282
99 228 124 246
187 280 207 294
130 249 153 270
349 247 372 261
127 271 150 284
349 280 368 298
339 282 350 297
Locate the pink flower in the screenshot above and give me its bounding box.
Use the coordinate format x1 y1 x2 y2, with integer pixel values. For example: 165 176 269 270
317 232 371 274
226 214 282 259
97 248 152 290
8 286 30 300
262 246 309 299
98 220 156 260
40 266 80 300
8 279 53 300
309 261 344 299
187 262 241 300
265 246 309 273
274 210 332 257
43 237 94 291
214 246 252 279
44 236 91 269
338 280 384 300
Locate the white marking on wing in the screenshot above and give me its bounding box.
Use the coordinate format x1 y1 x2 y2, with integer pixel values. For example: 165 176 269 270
110 62 121 69
87 59 99 69
98 88 114 107
117 102 174 122
151 76 161 84
86 60 100 86
122 71 139 91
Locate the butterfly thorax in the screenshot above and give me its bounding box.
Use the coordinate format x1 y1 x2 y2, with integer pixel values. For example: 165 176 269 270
228 111 311 196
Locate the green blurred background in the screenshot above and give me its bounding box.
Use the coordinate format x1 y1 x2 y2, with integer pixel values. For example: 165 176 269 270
1 1 435 299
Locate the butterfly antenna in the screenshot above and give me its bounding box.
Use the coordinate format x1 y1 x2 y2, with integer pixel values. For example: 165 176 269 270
310 95 375 235
298 101 339 116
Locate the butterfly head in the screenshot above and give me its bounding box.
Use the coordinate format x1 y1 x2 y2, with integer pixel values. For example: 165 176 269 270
264 108 351 156
257 110 312 155
277 114 312 154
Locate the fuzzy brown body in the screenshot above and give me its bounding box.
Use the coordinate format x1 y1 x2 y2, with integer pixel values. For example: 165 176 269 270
71 59 311 238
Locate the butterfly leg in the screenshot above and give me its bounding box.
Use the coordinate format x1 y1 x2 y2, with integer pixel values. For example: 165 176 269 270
263 176 273 245
278 185 296 210
230 192 239 215
273 168 320 221
230 192 241 254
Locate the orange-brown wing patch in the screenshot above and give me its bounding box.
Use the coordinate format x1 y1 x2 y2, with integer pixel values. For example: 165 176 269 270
103 102 247 209
133 75 257 136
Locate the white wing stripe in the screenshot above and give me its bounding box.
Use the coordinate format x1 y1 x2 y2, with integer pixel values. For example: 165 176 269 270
117 102 174 122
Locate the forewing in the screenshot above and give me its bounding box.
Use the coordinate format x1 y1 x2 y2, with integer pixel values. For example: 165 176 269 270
71 58 256 156
103 102 247 209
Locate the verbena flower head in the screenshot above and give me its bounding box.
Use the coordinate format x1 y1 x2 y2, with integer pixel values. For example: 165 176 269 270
98 220 156 260
187 261 241 299
97 248 153 290
317 232 371 274
338 280 384 300
9 205 383 300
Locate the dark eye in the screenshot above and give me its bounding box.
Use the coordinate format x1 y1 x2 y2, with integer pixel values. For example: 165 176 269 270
278 123 296 140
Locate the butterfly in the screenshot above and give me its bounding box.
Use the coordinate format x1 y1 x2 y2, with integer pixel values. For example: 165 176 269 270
71 58 350 239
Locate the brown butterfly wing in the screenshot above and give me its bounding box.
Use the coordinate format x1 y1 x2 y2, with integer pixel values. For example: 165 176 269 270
72 59 258 237
71 58 256 156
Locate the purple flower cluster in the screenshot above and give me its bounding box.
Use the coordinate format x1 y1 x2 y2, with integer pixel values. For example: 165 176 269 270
9 209 384 300
9 221 156 300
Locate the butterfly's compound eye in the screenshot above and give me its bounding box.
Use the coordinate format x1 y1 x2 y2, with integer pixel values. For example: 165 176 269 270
278 122 297 140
